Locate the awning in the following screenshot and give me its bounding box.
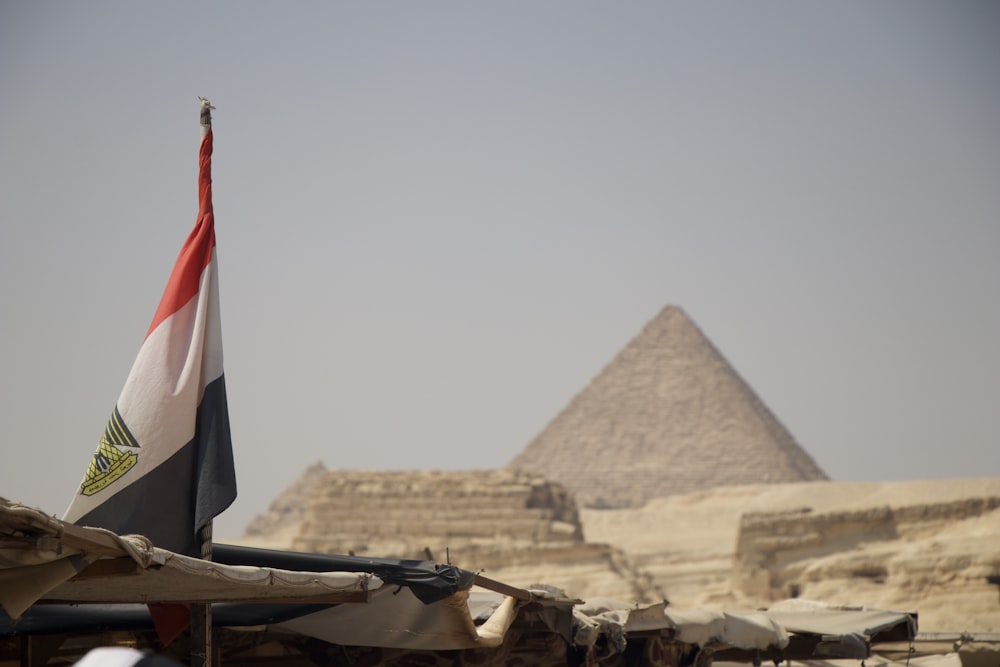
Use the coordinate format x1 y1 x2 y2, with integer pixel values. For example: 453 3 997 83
212 542 476 604
1 498 536 655
571 598 790 656
766 598 918 644
714 599 918 661
0 499 377 621
276 587 524 651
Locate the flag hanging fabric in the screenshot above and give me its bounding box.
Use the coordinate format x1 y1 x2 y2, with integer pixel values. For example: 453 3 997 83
64 114 236 557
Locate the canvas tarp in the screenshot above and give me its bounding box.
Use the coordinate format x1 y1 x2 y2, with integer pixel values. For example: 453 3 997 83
2 498 533 655
0 499 377 621
571 597 917 661
766 598 918 642
572 598 790 656
212 543 477 604
276 586 525 650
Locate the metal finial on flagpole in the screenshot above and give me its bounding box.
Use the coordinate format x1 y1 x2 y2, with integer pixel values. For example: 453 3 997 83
199 97 215 139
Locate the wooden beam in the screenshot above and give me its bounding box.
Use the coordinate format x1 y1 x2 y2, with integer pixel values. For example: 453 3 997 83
473 574 533 601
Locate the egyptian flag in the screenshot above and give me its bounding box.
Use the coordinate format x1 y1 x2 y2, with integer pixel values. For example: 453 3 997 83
64 111 236 557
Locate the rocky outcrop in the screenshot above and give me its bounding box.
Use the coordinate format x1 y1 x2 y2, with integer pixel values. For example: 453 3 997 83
733 495 1000 631
583 479 1000 633
291 468 582 557
510 305 826 509
239 466 657 602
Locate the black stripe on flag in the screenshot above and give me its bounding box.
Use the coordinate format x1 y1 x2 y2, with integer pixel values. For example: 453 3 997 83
74 375 236 556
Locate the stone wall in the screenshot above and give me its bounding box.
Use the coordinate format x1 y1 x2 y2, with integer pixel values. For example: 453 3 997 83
582 479 1000 632
291 470 583 560
735 496 1000 598
238 465 659 603
732 495 1000 631
291 468 583 560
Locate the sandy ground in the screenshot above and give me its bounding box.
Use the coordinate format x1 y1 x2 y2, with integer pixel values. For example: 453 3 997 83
583 478 1000 555
582 478 1000 633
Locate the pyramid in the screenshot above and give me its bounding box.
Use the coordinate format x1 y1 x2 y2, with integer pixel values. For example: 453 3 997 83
509 305 827 508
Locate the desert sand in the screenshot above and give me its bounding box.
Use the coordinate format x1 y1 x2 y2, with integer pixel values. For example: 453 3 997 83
580 478 1000 633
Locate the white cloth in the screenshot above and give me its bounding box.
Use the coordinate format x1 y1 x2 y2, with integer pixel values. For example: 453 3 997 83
74 647 145 667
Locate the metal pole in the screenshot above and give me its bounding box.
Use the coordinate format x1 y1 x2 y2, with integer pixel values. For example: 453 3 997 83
190 522 213 667
191 97 216 667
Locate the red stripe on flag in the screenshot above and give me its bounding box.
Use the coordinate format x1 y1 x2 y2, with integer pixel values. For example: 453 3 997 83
148 602 190 647
146 130 217 339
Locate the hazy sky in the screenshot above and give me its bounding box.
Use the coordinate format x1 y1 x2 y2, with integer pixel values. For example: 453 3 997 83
1 2 998 539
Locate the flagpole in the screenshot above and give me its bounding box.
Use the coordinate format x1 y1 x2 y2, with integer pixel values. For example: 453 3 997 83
190 525 213 667
190 96 216 667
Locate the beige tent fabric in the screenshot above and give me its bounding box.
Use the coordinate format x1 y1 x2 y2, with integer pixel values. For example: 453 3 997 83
0 498 379 620
766 598 918 638
0 498 146 619
569 598 922 661
665 608 791 651
48 550 380 605
0 556 89 621
278 586 524 651
277 591 802 655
